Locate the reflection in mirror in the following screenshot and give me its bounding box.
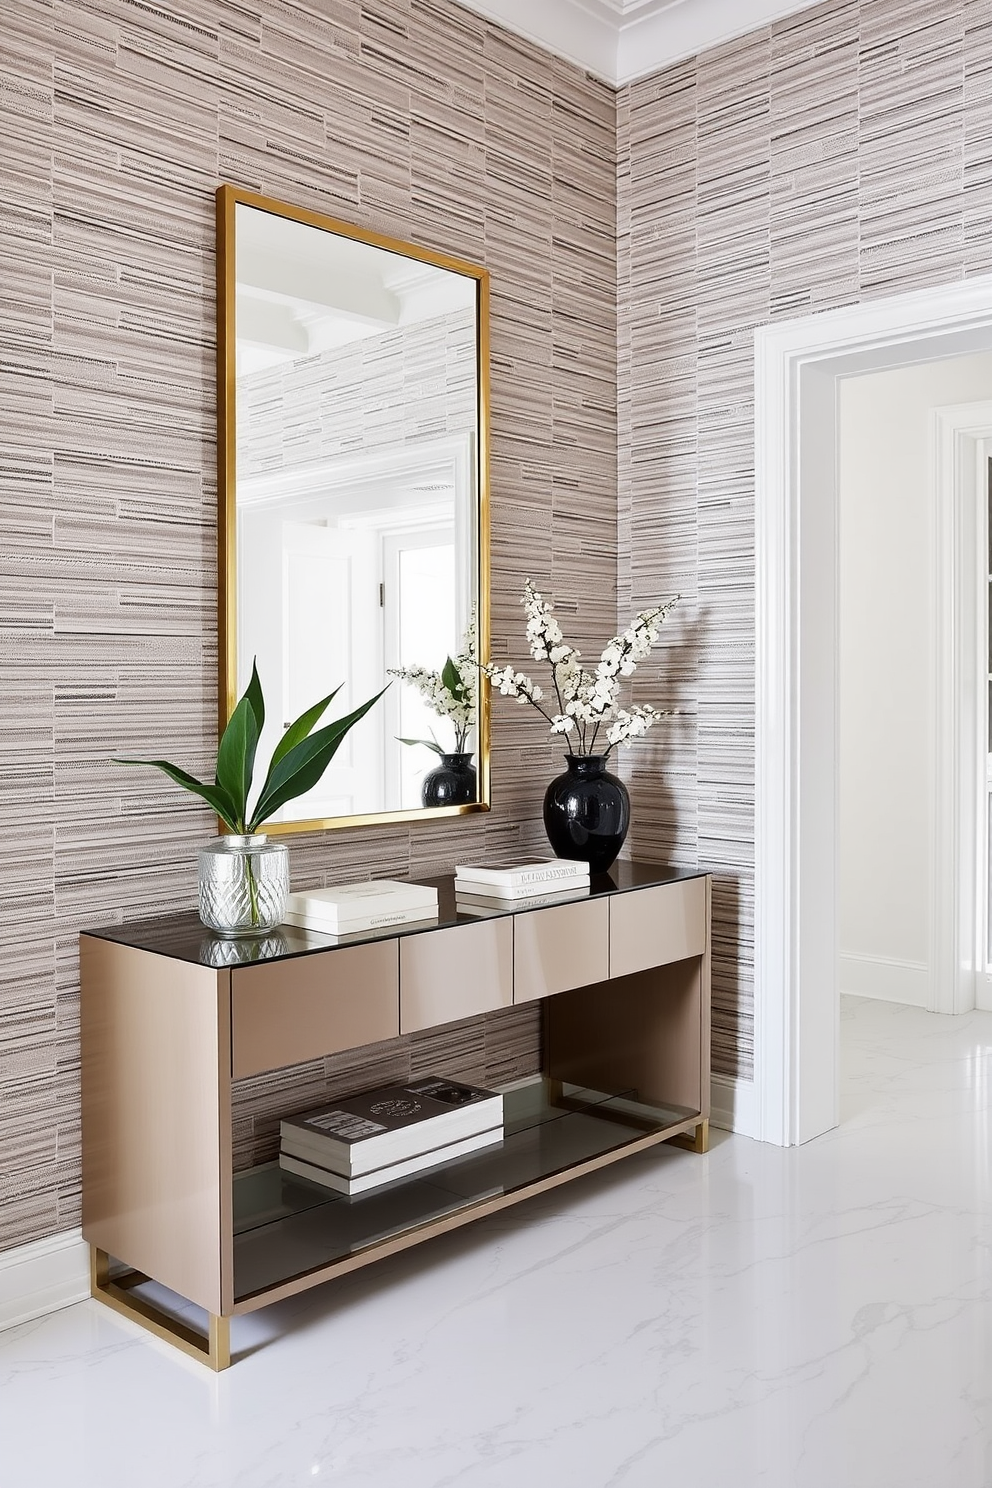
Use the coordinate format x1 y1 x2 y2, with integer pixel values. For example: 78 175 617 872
218 187 490 831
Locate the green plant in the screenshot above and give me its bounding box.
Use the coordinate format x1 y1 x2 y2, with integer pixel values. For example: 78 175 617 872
115 662 386 833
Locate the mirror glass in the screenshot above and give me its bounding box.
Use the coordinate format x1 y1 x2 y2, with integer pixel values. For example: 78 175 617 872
218 187 490 831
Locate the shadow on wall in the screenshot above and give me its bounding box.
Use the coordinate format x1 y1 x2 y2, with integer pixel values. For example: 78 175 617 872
619 602 752 1078
622 599 709 865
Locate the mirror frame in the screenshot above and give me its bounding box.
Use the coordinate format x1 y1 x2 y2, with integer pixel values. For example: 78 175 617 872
216 184 491 834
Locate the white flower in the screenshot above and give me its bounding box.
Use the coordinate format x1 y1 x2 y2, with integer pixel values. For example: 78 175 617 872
388 610 479 752
482 583 679 760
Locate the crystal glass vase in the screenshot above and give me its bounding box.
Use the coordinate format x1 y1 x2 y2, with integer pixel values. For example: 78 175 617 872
197 834 289 937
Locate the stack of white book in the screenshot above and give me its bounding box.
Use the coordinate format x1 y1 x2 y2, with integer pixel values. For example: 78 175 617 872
279 1076 504 1195
453 857 591 914
283 879 438 938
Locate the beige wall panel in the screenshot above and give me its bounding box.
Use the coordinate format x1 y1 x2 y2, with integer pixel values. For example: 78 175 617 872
547 960 706 1115
231 942 399 1079
609 879 706 980
513 899 609 1004
80 937 229 1315
400 920 513 1033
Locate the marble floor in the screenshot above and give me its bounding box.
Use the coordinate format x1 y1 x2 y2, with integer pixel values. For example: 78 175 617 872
2 995 992 1488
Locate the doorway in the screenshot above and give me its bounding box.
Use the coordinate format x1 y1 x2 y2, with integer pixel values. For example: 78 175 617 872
753 274 992 1146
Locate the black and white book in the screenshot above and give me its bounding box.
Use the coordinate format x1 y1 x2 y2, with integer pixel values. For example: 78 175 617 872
279 1124 503 1195
279 1076 503 1177
283 879 438 935
453 857 590 891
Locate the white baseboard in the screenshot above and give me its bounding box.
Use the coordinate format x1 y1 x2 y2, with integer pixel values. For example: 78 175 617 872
839 952 930 1008
0 1229 90 1332
710 1072 761 1140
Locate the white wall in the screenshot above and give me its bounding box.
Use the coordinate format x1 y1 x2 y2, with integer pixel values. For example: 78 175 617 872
838 353 992 1006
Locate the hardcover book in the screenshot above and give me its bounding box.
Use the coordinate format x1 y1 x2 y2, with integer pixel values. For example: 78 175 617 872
282 905 439 937
455 884 592 915
280 1076 503 1177
279 1125 504 1195
283 879 438 934
453 874 589 901
453 857 590 889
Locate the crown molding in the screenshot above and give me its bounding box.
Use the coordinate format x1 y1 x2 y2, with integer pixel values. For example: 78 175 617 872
459 0 824 87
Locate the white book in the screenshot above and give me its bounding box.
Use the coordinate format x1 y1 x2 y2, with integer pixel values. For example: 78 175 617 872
283 905 438 937
453 857 590 889
455 884 592 914
280 1076 503 1175
279 1125 503 1195
284 880 438 933
453 873 590 901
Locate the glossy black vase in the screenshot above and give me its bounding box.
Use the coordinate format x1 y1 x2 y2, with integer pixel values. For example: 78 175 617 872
543 754 630 872
421 752 477 808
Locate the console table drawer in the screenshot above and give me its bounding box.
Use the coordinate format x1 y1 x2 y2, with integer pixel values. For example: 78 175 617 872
610 878 707 978
513 898 609 1003
400 919 513 1033
231 941 399 1078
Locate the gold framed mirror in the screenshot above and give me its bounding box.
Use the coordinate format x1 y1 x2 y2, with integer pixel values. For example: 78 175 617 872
216 185 491 833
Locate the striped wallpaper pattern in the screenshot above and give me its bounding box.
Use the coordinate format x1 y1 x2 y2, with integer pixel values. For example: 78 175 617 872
4 0 989 1254
618 0 992 1078
0 0 617 1251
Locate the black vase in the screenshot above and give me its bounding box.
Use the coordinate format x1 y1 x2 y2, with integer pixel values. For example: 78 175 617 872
543 753 630 872
421 752 477 808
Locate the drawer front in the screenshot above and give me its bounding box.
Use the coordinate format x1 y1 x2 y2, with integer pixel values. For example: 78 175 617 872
513 898 609 1004
231 940 399 1079
400 919 513 1034
609 878 707 979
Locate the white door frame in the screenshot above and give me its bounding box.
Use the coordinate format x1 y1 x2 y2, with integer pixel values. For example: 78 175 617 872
932 404 992 1017
753 275 992 1147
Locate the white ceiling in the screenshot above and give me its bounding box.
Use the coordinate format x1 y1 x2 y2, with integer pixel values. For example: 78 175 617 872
458 0 823 87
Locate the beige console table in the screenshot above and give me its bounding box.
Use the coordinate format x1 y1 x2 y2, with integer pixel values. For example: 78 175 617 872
80 862 710 1369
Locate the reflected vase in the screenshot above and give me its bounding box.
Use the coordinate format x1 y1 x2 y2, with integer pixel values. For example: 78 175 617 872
197 834 289 937
543 754 630 873
421 753 477 808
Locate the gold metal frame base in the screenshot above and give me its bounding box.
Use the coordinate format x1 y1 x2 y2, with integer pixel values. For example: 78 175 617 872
90 1248 231 1370
671 1118 710 1154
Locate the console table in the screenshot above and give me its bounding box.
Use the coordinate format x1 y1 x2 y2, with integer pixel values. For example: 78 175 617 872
80 861 710 1369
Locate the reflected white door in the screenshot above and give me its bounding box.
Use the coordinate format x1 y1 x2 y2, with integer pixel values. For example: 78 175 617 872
381 529 457 810
274 520 381 819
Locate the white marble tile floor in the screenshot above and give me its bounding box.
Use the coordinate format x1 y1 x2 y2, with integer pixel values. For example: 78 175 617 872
2 995 991 1488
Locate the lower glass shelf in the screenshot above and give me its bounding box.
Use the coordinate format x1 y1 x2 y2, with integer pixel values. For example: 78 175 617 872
232 1077 699 1303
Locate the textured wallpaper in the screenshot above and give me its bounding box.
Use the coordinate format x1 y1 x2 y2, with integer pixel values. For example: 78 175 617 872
6 0 987 1256
237 308 476 477
617 0 992 1079
0 0 617 1251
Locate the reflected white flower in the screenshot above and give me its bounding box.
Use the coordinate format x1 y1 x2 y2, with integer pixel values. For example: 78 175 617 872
388 609 479 757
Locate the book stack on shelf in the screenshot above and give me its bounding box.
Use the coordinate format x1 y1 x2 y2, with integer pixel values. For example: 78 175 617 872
453 857 591 915
282 879 438 938
279 1077 504 1195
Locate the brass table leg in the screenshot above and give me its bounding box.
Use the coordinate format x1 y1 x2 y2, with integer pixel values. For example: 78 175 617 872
90 1246 232 1371
670 1118 709 1154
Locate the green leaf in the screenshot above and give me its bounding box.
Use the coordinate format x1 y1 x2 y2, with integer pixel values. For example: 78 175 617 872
268 684 343 774
215 693 259 825
398 736 445 757
249 688 387 829
244 659 265 737
114 758 243 833
441 656 465 701
214 661 265 824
